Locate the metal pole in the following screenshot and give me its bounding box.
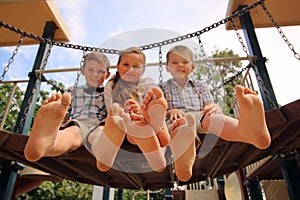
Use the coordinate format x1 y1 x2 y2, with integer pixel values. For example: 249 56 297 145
237 7 277 200
238 6 278 111
117 189 123 200
165 188 173 200
102 187 110 200
274 152 300 200
0 21 57 200
13 21 57 134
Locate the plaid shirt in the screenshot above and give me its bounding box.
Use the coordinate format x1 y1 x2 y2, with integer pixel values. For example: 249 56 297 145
161 78 213 112
65 84 107 121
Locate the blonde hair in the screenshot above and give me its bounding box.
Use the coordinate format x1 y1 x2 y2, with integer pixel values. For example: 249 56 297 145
117 46 146 66
83 51 110 71
166 45 194 64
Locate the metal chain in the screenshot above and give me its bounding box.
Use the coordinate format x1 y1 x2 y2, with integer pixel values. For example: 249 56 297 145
223 64 252 85
45 79 64 93
0 35 24 81
260 3 300 61
0 1 264 53
197 35 218 102
158 46 163 87
64 50 86 120
17 43 54 133
74 50 86 88
230 18 276 109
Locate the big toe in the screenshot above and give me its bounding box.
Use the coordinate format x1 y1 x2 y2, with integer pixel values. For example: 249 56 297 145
186 114 196 127
61 93 71 106
152 86 164 98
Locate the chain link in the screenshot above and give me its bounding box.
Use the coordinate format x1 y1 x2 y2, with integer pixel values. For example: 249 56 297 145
0 35 24 81
158 46 163 87
74 50 86 88
45 79 64 93
260 3 300 61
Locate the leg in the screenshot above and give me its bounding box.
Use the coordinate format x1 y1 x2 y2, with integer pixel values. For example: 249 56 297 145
170 114 197 182
141 86 170 147
24 93 82 162
122 111 166 172
201 85 271 149
88 103 126 172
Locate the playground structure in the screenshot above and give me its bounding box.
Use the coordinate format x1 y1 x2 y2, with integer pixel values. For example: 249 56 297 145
0 0 300 199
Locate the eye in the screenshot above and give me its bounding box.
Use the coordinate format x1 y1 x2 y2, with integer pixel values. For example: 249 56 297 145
133 66 142 70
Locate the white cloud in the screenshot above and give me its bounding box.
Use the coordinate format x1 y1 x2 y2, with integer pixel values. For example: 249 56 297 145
54 0 90 43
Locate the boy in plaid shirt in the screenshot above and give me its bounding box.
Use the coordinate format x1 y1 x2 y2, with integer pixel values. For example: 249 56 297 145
24 52 110 162
161 45 271 181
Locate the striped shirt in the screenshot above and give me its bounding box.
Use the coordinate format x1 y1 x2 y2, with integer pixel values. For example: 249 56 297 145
65 84 107 121
161 78 212 112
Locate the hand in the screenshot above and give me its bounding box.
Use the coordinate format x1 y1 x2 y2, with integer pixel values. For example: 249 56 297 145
124 99 142 114
167 109 185 122
203 102 222 115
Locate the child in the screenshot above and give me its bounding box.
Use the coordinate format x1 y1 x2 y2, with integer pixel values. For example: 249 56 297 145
88 47 170 172
24 51 111 162
161 45 271 181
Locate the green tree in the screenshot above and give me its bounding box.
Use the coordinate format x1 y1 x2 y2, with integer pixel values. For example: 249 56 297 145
193 48 243 116
0 83 24 132
17 180 93 200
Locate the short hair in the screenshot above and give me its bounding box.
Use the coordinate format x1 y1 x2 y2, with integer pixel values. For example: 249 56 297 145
83 51 110 71
166 45 194 64
117 47 146 66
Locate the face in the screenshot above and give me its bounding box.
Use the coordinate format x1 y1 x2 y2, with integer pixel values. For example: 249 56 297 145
167 52 195 81
81 60 110 88
117 53 145 84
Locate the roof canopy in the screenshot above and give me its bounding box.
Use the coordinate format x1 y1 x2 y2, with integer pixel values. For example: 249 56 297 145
225 0 300 30
0 0 70 47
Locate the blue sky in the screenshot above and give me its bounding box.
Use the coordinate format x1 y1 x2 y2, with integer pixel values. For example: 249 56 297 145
1 0 300 106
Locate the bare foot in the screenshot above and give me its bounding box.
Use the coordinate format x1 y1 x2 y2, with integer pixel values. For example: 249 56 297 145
142 86 170 147
89 103 126 172
235 85 271 149
170 114 197 182
24 93 71 162
122 111 166 172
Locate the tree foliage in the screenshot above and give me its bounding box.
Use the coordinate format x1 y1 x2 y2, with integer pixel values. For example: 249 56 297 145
16 180 93 200
193 48 243 116
0 83 24 132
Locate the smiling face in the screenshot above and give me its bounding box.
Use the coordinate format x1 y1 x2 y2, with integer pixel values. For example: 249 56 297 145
166 51 195 81
117 52 145 84
81 59 110 88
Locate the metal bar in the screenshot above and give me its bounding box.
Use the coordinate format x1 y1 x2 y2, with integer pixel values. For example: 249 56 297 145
0 83 17 130
0 80 29 84
33 56 257 74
